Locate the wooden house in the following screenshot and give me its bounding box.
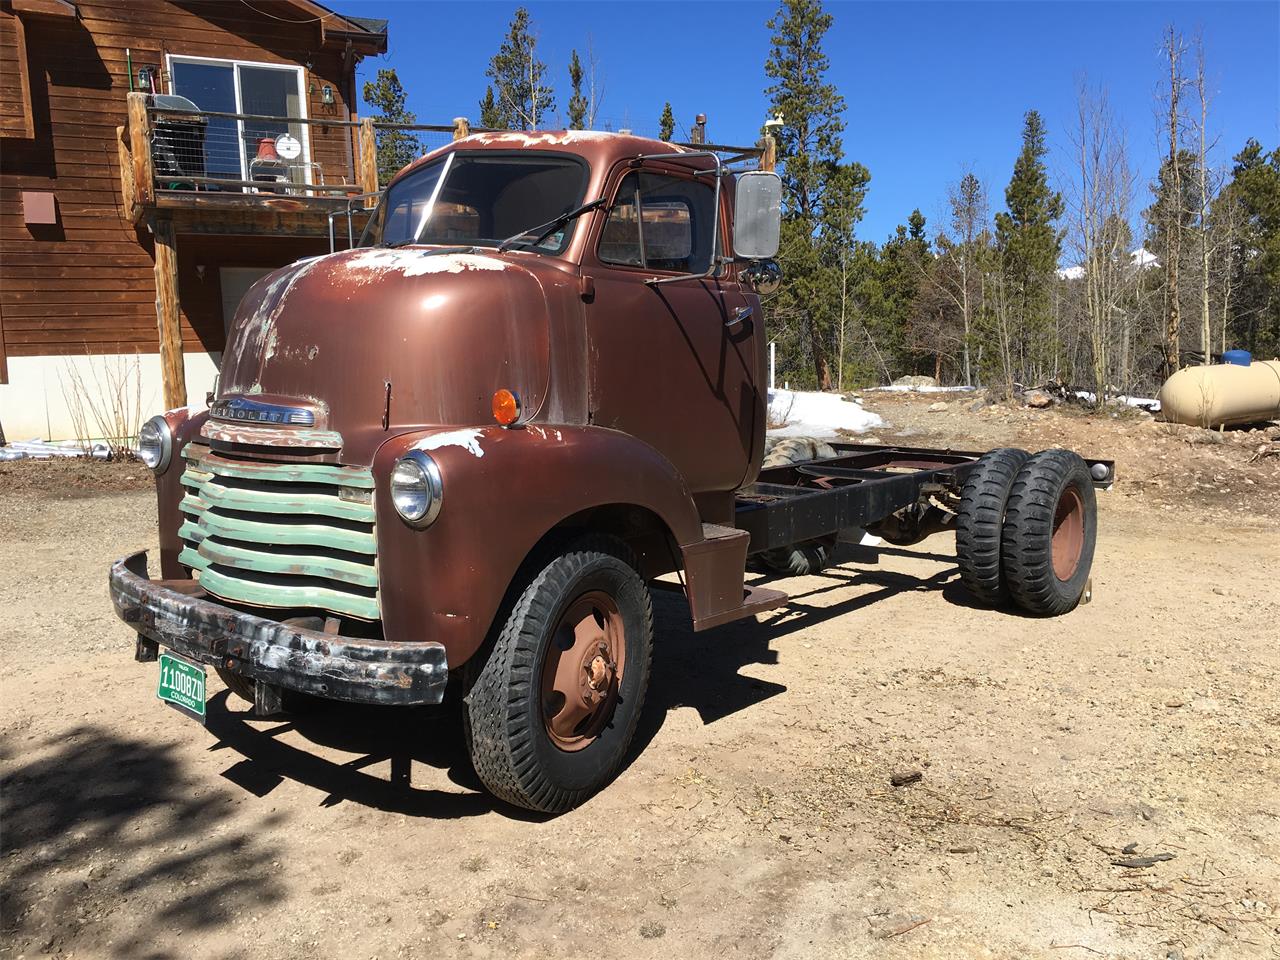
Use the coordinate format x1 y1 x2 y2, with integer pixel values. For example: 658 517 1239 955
0 0 389 442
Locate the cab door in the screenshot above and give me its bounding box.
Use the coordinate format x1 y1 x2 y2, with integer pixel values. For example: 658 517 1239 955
582 165 765 496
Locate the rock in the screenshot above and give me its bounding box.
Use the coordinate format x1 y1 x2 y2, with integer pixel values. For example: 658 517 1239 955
892 374 939 389
1024 389 1053 408
968 398 987 412
890 769 923 787
927 402 949 413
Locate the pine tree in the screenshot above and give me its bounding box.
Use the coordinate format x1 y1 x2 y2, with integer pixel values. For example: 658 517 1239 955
567 50 587 129
361 69 423 185
764 0 869 390
485 7 555 131
479 86 504 129
1224 139 1280 356
994 109 1064 383
658 102 675 141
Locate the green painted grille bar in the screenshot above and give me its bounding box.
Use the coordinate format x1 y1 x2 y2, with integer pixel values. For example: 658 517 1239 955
182 456 374 489
189 477 375 523
195 566 380 621
193 538 379 589
185 509 376 555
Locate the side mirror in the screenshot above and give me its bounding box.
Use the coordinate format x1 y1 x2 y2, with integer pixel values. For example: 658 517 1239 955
733 170 782 260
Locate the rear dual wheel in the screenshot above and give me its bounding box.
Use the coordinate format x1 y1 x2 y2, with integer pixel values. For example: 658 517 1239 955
956 448 1096 615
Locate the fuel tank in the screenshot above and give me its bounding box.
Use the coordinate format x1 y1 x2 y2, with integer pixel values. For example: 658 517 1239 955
218 247 566 460
1157 358 1280 428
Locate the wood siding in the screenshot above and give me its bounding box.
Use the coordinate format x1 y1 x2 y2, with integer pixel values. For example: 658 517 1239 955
0 0 366 359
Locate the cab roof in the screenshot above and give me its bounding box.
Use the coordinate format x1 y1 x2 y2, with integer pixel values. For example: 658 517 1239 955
391 130 713 188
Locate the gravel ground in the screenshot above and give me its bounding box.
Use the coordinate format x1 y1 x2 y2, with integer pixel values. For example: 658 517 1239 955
2 400 1278 960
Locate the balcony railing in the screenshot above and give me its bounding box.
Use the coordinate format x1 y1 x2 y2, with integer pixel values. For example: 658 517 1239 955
116 91 463 231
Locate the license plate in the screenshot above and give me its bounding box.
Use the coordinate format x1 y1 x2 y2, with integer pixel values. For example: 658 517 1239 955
157 650 207 724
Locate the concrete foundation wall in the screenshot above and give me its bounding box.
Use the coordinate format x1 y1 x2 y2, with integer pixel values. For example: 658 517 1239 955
0 352 219 443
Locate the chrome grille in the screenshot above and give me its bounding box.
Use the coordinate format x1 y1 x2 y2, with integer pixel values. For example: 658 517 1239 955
178 444 379 620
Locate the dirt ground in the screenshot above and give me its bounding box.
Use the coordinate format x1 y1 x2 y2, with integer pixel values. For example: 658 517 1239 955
2 396 1278 960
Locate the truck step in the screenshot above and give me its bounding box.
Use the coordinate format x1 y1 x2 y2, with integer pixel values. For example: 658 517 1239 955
671 523 790 632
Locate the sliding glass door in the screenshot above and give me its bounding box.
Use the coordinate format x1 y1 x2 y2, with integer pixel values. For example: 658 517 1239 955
169 57 309 189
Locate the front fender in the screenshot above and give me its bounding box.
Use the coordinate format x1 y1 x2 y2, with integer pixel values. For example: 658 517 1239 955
373 425 702 667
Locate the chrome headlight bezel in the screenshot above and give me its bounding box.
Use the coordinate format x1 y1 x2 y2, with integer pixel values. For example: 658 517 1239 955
138 415 173 473
390 450 443 527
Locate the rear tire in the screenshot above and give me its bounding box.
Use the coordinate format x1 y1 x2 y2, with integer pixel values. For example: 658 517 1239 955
759 436 838 576
1001 449 1097 616
464 535 654 813
955 447 1031 605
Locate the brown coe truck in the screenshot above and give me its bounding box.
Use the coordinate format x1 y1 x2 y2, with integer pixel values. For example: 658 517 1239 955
110 131 1112 813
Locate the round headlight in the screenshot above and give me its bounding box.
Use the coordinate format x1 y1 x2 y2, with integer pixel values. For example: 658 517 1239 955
390 450 443 526
137 415 173 473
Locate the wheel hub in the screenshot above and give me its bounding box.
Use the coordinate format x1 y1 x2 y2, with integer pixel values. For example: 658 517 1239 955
541 592 626 752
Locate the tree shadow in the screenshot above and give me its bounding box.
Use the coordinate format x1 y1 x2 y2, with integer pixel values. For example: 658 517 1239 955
1 726 283 959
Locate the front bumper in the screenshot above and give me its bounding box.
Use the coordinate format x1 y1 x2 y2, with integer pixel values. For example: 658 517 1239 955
109 551 448 706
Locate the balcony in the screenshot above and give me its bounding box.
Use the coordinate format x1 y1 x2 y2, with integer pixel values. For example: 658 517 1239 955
116 91 463 240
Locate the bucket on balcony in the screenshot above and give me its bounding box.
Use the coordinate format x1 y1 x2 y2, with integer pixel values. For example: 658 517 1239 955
249 137 289 193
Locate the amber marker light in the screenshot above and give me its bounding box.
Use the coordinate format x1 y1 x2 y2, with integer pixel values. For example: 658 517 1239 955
492 388 522 427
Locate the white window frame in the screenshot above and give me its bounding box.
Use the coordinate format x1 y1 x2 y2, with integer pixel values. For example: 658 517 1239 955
166 53 312 185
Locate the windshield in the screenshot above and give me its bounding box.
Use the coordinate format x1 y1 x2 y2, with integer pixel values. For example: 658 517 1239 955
361 152 589 253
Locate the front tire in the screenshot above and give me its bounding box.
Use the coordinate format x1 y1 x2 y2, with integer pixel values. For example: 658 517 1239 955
464 535 654 813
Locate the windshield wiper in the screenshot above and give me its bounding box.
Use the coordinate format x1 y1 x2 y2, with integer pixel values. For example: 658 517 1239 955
497 197 607 253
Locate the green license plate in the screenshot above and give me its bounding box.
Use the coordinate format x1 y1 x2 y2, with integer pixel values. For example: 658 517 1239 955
157 651 207 723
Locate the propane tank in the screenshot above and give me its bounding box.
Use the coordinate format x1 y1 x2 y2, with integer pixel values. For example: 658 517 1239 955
1157 358 1280 428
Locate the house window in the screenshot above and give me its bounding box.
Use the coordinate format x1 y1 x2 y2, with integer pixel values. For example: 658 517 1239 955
168 56 309 188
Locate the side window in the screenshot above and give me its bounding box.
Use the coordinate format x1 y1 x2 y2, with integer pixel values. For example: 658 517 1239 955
599 172 717 273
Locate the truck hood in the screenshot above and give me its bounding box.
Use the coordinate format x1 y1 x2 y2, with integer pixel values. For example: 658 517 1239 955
217 247 553 458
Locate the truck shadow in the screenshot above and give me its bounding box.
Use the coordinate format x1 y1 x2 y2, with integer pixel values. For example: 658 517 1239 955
629 544 966 758
194 542 976 821
203 692 545 821
0 726 283 959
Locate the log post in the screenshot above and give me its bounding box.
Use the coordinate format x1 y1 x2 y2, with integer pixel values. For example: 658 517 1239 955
116 124 136 222
151 215 186 410
126 92 154 212
358 117 378 207
760 134 777 172
452 116 470 140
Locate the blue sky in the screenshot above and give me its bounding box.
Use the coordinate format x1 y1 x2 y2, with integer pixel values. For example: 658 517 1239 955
347 0 1280 242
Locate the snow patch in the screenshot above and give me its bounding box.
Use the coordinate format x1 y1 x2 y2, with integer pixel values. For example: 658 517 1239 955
413 428 487 458
868 384 978 394
1074 391 1161 411
768 389 883 438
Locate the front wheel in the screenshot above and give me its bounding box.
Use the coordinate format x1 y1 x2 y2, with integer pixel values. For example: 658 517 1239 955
464 535 654 813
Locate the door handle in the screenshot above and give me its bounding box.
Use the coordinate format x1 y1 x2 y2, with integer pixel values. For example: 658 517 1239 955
727 304 752 328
